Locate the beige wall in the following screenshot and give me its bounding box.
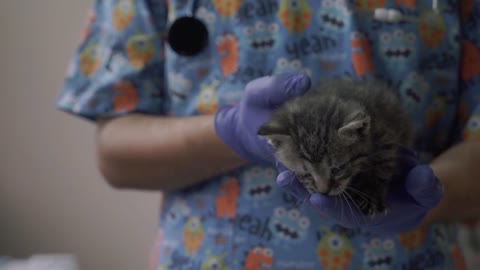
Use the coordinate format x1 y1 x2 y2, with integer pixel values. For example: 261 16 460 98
0 1 160 269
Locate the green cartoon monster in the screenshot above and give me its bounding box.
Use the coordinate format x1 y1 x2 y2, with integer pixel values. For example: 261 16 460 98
316 226 354 270
201 252 228 270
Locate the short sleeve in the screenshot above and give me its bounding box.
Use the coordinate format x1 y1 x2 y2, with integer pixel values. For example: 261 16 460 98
453 0 480 143
56 0 169 121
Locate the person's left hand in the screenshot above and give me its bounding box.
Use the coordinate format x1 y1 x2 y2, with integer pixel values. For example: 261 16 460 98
276 147 444 235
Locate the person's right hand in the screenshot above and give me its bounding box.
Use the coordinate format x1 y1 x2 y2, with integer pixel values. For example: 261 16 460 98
214 72 311 164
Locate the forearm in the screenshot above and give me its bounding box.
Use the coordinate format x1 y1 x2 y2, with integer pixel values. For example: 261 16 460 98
423 141 480 224
96 114 246 191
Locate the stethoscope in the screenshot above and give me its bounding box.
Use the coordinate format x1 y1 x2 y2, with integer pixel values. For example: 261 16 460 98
167 0 208 57
166 0 439 57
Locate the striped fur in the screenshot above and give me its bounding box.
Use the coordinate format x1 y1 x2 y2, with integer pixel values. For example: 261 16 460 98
258 78 413 215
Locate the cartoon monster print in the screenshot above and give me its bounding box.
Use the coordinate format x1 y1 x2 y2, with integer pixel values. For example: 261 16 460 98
378 30 417 76
398 72 430 122
461 40 480 82
112 0 135 31
273 58 312 76
269 207 311 246
362 238 396 270
164 198 190 229
242 21 280 53
417 10 446 48
395 0 415 9
196 7 217 33
351 32 374 77
278 0 312 34
451 244 467 270
183 216 204 254
460 0 474 21
316 227 353 270
397 226 428 251
168 72 193 103
79 41 102 77
242 246 273 270
318 0 351 33
354 0 386 9
464 114 480 141
215 177 240 218
201 253 228 270
113 80 139 113
126 33 155 69
425 94 450 129
216 33 239 78
212 0 242 19
197 80 220 114
241 167 278 207
80 9 95 43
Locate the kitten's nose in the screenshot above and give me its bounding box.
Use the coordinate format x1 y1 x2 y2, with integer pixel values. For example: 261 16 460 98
329 181 341 191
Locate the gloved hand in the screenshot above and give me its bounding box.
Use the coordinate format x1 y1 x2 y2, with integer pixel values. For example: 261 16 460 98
214 73 311 163
276 147 444 235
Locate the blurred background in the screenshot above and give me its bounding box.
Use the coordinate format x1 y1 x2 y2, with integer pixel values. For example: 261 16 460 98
0 1 160 269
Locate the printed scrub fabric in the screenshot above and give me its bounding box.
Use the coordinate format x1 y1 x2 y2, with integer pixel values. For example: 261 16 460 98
56 0 480 269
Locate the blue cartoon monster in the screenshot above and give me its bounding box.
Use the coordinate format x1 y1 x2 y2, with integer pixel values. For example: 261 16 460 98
241 166 279 208
318 0 352 34
377 30 417 77
398 72 431 127
273 58 312 76
269 207 311 247
195 6 217 33
167 72 193 104
241 21 280 53
163 198 191 231
362 238 397 270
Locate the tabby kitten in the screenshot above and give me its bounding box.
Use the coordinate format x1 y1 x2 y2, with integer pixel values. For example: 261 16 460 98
257 78 413 215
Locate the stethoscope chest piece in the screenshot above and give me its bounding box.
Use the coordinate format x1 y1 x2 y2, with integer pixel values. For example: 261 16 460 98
167 16 208 57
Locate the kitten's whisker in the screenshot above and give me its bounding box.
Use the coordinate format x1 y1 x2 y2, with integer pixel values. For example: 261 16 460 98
344 191 363 227
342 193 357 227
345 191 368 226
346 186 375 202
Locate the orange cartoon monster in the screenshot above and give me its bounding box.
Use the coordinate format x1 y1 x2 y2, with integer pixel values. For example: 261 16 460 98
243 246 273 270
113 80 139 113
395 0 415 9
182 216 204 254
79 42 102 77
215 177 240 218
112 0 135 31
126 33 155 69
216 33 238 78
351 32 374 77
461 40 480 82
355 0 386 9
397 226 428 251
212 0 242 19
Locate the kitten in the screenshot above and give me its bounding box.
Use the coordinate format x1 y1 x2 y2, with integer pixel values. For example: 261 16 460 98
257 78 413 216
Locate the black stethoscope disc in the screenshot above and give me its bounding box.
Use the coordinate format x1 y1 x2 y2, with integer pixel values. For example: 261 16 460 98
167 16 209 57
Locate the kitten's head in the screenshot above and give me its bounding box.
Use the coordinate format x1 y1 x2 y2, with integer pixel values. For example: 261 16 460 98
258 101 372 196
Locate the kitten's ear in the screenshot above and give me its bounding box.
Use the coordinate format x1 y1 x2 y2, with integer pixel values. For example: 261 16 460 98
257 120 289 136
338 111 370 143
257 120 290 147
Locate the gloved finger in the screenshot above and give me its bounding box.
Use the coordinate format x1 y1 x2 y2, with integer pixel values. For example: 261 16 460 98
244 72 311 107
275 159 289 173
396 146 418 174
405 165 444 209
277 170 310 200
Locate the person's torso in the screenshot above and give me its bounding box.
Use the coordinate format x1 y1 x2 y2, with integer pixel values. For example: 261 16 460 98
152 0 466 269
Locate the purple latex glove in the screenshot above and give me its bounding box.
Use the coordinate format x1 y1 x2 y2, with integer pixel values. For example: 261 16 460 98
276 148 444 235
214 73 311 163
